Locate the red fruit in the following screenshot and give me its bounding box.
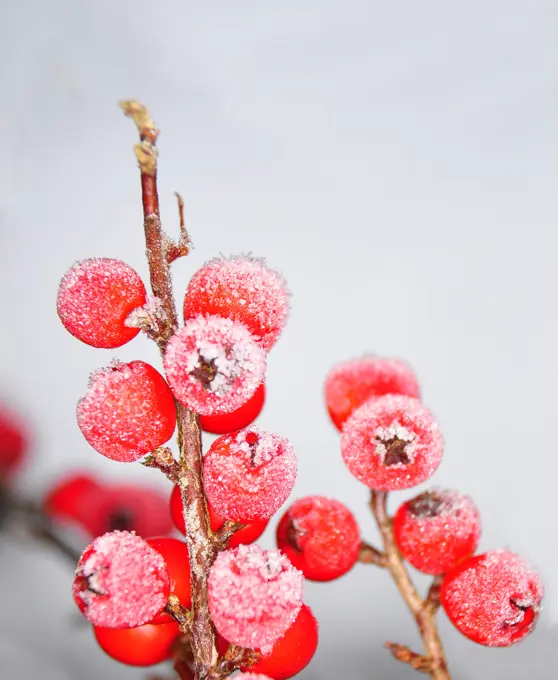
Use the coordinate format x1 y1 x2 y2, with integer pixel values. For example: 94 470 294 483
203 427 297 523
170 485 268 548
183 256 289 352
208 544 304 649
57 257 146 348
243 604 319 679
276 496 360 582
147 537 191 623
93 621 179 666
73 531 170 628
324 356 420 430
163 316 266 416
340 394 443 491
441 550 543 647
200 383 266 435
393 489 481 575
43 473 103 527
0 404 28 478
77 360 176 462
235 675 274 680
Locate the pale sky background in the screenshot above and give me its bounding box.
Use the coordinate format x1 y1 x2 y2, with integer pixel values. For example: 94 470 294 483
1 1 557 678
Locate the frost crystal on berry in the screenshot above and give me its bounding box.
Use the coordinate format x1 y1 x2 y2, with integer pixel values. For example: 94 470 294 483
183 256 289 351
163 315 266 415
72 531 170 628
203 426 297 523
235 675 274 680
208 544 304 649
340 394 443 490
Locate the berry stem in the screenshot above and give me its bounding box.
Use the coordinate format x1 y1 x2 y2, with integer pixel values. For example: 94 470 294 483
370 490 450 680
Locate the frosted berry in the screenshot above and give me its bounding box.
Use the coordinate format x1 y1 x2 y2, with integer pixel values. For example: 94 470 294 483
57 258 146 348
341 394 443 491
243 604 319 679
163 315 266 416
0 404 28 478
77 360 176 462
43 473 103 528
393 489 481 574
183 256 289 351
441 550 543 646
276 496 360 582
147 538 191 623
235 675 274 680
170 484 268 548
208 544 304 649
203 427 297 523
324 356 420 430
72 531 170 628
200 382 266 434
93 621 179 666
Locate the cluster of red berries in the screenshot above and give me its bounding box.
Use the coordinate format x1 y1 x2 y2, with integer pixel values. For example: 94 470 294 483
0 403 29 481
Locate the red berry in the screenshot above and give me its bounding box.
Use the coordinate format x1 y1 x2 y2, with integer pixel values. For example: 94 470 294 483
324 356 420 430
243 604 319 679
235 675 274 680
203 427 297 523
0 404 28 478
170 485 268 548
77 360 176 462
393 489 481 575
276 496 360 582
147 538 191 623
43 473 103 527
163 316 266 416
57 258 146 348
200 382 266 435
341 394 443 491
440 550 543 647
208 544 304 649
183 256 289 351
73 531 170 628
93 621 179 666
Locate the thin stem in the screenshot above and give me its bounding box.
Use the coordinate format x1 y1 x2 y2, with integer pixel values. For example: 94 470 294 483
370 491 450 680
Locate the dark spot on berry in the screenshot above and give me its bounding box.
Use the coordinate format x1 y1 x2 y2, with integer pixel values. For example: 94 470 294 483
78 570 107 597
245 431 260 467
190 355 218 388
106 508 135 532
408 492 444 518
286 518 304 553
376 434 412 466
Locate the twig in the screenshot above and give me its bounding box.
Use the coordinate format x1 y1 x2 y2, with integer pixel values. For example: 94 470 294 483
214 520 245 549
385 643 437 674
166 192 191 264
165 594 193 633
358 541 387 567
141 446 181 482
370 491 450 679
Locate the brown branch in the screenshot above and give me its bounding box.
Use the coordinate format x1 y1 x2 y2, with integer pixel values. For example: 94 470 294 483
122 101 220 680
370 491 450 680
214 520 245 549
385 643 437 674
358 541 387 567
165 594 193 634
142 446 181 482
166 192 191 264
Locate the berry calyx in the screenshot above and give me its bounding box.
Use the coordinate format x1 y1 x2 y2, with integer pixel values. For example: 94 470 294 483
208 544 304 649
393 488 481 574
72 531 170 628
440 550 543 646
200 382 266 434
57 258 147 348
324 356 420 430
340 394 443 490
183 256 289 351
242 604 319 679
0 404 28 478
276 496 360 582
163 315 266 416
77 360 176 462
203 426 297 523
169 484 268 548
146 537 192 623
93 621 179 666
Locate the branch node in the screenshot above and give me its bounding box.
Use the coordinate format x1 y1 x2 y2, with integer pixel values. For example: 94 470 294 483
358 541 388 567
385 642 437 674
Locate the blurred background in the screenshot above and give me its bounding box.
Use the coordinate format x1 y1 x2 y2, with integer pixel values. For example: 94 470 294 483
1 1 557 678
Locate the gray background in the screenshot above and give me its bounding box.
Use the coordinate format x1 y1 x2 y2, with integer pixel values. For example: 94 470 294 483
1 0 557 678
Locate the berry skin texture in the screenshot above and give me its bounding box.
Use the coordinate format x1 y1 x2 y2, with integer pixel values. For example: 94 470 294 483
324 356 420 430
242 604 319 679
208 544 304 649
340 394 443 491
72 531 170 629
0 404 28 478
183 256 289 352
77 360 176 463
170 484 268 548
440 550 543 647
203 426 297 523
163 315 266 416
393 488 481 575
235 675 274 680
57 258 146 348
276 496 360 582
146 537 192 623
93 621 179 666
200 382 266 435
